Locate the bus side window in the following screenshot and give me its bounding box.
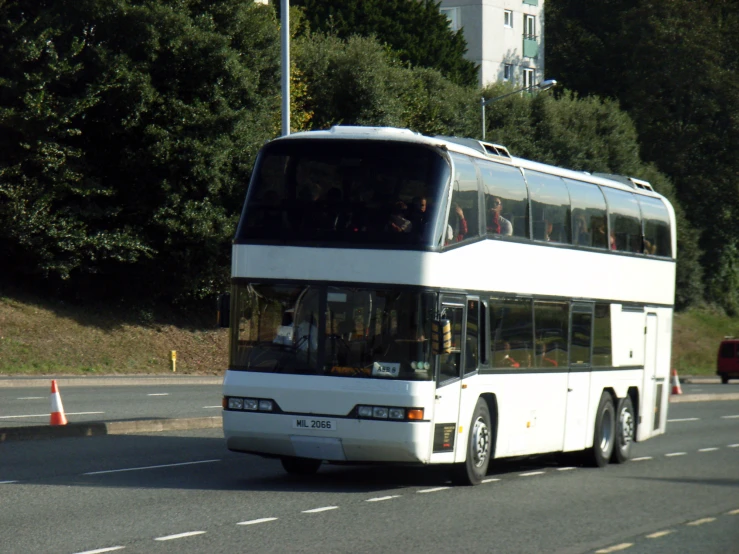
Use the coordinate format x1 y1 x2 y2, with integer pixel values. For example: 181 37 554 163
465 300 480 374
438 306 463 382
446 154 479 245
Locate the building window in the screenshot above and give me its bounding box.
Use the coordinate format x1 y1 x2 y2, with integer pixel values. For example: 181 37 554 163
503 64 513 81
441 7 461 32
523 68 534 89
524 14 536 38
504 10 513 28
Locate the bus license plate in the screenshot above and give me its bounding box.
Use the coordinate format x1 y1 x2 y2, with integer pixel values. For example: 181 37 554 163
293 417 337 431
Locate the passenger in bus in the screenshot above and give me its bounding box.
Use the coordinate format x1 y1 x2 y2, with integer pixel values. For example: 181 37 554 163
500 341 520 368
593 220 608 248
447 203 468 243
544 220 554 242
540 343 559 367
409 196 428 231
610 231 617 250
386 201 413 233
574 215 590 246
487 197 513 236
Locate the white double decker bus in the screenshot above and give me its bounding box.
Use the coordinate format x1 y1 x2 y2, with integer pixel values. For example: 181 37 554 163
221 126 676 485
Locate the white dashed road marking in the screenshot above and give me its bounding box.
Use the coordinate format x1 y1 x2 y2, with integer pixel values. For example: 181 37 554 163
0 481 18 484
646 530 673 539
727 509 739 515
729 444 739 448
83 459 220 475
721 415 739 419
237 517 278 525
366 495 400 502
203 406 222 409
667 417 699 422
154 531 206 541
147 393 169 396
73 547 125 554
687 517 716 526
665 452 686 457
302 506 338 513
557 467 576 471
631 456 652 461
417 487 450 493
698 447 719 452
519 471 545 477
16 396 44 400
595 543 633 553
482 478 501 483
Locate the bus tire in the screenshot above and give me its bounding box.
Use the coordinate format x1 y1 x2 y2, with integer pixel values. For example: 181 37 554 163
280 456 322 476
452 398 492 486
612 396 635 464
585 391 615 467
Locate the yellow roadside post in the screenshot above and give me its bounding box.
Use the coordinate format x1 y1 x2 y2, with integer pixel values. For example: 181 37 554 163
170 350 177 373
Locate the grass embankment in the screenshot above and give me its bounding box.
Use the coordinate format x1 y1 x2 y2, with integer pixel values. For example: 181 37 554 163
0 291 227 375
0 290 729 376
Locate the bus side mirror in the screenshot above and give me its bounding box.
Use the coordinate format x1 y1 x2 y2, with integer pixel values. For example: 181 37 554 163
217 293 231 328
431 319 452 355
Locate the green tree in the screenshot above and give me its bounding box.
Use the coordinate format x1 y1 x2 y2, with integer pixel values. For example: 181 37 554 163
546 0 739 311
282 0 478 87
294 33 479 136
0 0 281 302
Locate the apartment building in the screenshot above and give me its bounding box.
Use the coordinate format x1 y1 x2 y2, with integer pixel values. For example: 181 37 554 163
439 0 544 87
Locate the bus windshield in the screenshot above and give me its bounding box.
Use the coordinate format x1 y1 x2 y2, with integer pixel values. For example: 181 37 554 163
235 139 450 248
230 283 436 381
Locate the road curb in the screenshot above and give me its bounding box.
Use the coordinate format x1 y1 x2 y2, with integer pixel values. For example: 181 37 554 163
0 376 223 388
0 416 222 443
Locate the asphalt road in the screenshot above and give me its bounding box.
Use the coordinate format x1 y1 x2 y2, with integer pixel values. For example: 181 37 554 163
0 379 736 429
0 383 222 427
1 399 737 554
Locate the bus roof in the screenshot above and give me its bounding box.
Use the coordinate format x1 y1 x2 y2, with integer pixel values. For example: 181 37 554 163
276 126 664 200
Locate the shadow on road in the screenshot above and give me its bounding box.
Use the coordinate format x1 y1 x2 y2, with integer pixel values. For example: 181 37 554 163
0 431 583 494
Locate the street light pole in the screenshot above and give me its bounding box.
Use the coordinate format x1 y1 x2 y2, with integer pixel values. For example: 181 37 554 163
281 0 290 136
481 79 557 140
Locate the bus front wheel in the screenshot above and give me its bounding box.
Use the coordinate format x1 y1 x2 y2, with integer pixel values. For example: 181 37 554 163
280 456 322 475
585 391 615 467
452 398 492 486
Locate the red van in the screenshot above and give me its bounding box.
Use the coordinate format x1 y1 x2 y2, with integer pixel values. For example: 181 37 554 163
717 337 739 384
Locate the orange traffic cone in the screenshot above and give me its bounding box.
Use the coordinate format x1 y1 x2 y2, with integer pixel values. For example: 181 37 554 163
50 379 68 426
671 369 683 395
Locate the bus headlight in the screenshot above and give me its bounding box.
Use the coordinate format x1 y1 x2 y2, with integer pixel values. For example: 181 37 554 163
373 407 389 419
258 400 274 412
244 399 259 411
355 405 424 421
228 398 244 410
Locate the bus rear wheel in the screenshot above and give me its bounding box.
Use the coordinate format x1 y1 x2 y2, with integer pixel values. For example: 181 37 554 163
280 456 322 475
452 398 491 486
612 396 634 464
585 391 615 467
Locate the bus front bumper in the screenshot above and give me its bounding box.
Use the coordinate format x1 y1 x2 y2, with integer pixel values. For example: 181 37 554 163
223 410 432 463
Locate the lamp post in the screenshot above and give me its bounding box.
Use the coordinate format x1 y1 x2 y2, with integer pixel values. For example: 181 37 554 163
281 0 290 136
481 79 557 140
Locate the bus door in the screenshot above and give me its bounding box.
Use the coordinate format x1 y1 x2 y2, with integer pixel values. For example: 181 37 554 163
563 303 594 452
429 296 466 464
639 313 660 440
